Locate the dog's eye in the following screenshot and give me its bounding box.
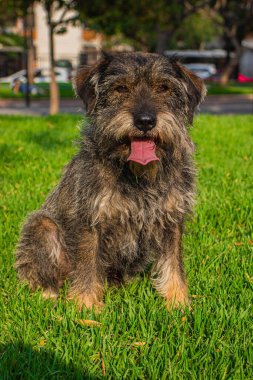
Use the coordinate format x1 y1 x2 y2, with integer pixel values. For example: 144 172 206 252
115 85 129 93
158 84 169 93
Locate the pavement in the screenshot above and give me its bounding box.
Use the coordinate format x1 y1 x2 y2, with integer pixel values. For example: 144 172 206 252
199 94 253 115
0 98 84 116
0 94 252 115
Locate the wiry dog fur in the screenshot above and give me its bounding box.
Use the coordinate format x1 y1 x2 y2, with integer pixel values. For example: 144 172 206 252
15 52 206 310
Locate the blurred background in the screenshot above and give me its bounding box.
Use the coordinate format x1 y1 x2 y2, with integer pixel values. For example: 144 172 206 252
0 0 252 115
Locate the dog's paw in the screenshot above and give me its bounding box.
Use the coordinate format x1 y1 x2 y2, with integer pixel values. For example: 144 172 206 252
165 289 191 312
42 288 58 300
67 292 104 312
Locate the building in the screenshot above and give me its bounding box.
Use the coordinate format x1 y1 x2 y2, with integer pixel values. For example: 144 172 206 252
0 3 103 77
34 3 102 69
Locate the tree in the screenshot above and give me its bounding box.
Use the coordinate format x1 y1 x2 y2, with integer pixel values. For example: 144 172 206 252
153 0 213 53
0 0 24 30
76 0 212 53
212 0 253 83
171 9 221 50
0 0 35 106
1 0 79 114
41 0 79 114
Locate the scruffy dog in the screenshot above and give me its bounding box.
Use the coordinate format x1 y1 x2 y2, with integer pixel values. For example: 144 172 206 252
15 52 205 310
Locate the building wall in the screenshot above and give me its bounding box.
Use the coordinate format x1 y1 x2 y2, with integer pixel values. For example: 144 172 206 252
34 3 83 68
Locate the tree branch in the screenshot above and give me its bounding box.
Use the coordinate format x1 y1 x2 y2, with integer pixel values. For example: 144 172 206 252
165 0 212 36
56 6 69 25
52 14 79 29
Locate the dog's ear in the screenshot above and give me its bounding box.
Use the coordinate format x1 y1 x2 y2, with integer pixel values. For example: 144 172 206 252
173 61 206 114
74 53 113 114
74 64 98 114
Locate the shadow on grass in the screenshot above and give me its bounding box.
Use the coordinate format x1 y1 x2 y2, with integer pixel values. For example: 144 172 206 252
0 343 97 380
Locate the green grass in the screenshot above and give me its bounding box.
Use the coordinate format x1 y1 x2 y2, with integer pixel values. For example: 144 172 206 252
207 82 253 95
0 82 75 99
0 115 252 379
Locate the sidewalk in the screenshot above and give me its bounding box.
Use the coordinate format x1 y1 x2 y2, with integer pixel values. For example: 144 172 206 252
0 95 252 115
200 94 253 114
0 98 84 115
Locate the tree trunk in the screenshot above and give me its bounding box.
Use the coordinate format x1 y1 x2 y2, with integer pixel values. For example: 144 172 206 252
220 43 241 85
156 30 170 54
219 59 237 84
46 3 59 115
27 5 34 86
23 9 30 107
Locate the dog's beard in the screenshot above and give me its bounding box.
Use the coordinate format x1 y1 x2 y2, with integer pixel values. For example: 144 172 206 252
155 112 195 158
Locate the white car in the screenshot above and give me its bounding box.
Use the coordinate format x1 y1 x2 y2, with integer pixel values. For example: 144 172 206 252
0 67 70 84
184 63 217 80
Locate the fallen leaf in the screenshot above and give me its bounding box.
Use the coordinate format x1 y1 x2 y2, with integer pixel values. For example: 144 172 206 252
76 319 102 327
132 341 146 347
248 240 253 245
102 358 106 376
234 242 244 246
245 273 253 283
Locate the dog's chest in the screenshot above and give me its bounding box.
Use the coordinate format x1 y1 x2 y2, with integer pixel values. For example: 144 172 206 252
91 185 182 232
89 185 186 269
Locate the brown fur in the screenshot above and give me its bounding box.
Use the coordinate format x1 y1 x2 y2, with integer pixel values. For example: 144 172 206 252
15 52 205 310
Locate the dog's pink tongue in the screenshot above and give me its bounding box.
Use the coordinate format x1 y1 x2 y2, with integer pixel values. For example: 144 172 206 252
127 139 160 165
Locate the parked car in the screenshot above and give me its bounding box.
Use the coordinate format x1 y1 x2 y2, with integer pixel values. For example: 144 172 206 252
184 63 217 80
56 59 73 71
55 60 73 80
238 73 253 82
0 67 71 84
0 69 26 84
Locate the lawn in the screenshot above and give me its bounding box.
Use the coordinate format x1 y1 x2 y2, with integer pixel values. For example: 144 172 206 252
1 81 252 99
0 115 252 379
207 82 253 95
0 82 75 99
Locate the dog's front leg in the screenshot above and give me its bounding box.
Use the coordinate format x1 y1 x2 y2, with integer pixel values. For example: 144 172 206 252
67 229 104 310
152 226 190 310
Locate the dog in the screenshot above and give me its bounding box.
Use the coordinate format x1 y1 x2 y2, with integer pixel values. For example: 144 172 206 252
15 52 206 310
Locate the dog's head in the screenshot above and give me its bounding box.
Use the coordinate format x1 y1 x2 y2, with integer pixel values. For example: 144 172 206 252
75 52 206 172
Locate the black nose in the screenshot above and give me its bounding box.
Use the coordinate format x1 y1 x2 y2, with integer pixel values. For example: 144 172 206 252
134 113 156 132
